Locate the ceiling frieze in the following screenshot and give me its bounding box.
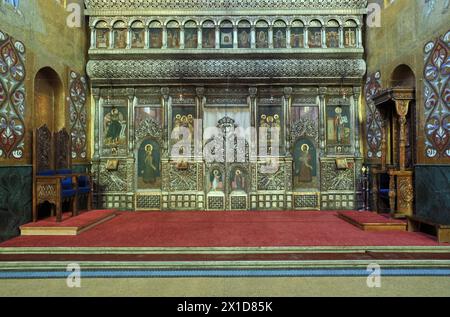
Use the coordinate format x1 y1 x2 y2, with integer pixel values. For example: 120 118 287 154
84 0 368 15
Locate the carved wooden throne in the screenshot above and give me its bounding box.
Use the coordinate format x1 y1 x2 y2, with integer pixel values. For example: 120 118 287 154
33 126 78 222
371 88 415 218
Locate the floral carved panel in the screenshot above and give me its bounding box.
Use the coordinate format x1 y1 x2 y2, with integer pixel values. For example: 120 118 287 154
68 71 88 160
424 30 450 159
0 30 25 159
364 71 383 160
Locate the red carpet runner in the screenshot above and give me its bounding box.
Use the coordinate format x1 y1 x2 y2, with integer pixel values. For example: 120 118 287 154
0 211 444 248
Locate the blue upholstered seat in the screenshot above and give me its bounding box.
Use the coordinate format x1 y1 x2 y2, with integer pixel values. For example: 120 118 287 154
62 189 77 197
37 170 56 176
61 177 76 198
77 187 91 194
77 175 91 194
56 169 72 175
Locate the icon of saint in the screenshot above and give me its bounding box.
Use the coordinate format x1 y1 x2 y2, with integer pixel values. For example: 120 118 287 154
142 144 158 184
296 144 313 183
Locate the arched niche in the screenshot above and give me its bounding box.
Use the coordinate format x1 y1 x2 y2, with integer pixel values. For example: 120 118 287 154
33 67 64 132
390 64 416 88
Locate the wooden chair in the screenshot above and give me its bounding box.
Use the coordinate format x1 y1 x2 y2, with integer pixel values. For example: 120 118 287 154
32 125 78 222
55 128 93 212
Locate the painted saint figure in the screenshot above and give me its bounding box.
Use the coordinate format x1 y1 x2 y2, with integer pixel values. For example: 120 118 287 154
239 30 250 48
142 144 157 184
232 169 245 191
296 144 313 183
211 169 223 192
334 106 345 144
104 107 125 145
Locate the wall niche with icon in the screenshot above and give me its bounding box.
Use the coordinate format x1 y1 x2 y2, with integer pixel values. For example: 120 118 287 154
291 106 319 190
171 106 196 159
326 100 353 155
101 100 128 156
137 139 161 189
258 104 284 156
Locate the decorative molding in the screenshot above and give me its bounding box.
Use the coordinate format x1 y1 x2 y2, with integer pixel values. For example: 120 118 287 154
84 0 368 11
87 59 366 81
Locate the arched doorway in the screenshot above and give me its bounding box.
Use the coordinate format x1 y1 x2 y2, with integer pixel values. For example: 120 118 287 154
33 67 64 132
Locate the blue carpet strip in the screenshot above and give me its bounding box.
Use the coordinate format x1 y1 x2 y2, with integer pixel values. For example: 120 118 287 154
1 268 450 279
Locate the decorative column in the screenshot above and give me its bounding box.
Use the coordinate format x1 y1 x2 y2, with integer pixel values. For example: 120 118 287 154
161 87 170 156
180 26 185 49
197 25 202 49
357 27 362 48
145 28 150 49
251 26 256 48
109 28 113 49
304 26 309 48
339 26 344 48
353 87 362 157
321 26 326 48
268 26 274 48
395 100 410 171
283 87 293 156
215 25 220 49
162 25 168 49
90 27 96 49
195 87 205 160
286 26 291 49
127 28 132 49
92 88 101 160
233 25 238 49
127 88 135 155
249 87 258 161
381 119 387 170
318 87 327 156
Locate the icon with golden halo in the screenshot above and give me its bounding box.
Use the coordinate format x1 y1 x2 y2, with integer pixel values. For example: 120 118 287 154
145 144 153 153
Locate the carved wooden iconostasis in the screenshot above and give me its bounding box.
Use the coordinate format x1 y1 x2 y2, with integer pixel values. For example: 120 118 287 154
85 0 367 211
91 85 364 212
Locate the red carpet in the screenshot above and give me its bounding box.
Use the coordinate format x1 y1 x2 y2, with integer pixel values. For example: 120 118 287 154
0 211 445 248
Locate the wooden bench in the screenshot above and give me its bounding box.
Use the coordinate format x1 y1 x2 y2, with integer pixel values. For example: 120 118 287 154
407 216 450 243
